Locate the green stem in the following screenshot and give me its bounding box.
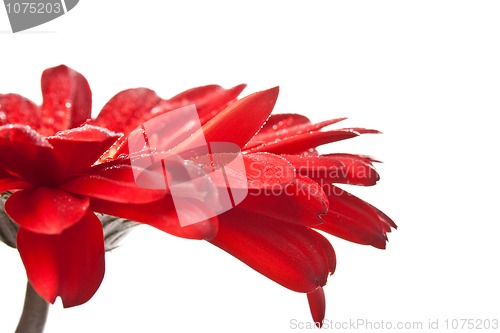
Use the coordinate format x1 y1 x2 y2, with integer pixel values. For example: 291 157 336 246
15 282 49 333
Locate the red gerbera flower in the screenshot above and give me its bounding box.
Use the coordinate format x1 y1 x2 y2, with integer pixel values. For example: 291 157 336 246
0 65 396 329
0 65 243 307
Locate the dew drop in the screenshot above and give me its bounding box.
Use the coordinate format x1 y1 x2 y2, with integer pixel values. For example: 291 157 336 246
65 102 72 108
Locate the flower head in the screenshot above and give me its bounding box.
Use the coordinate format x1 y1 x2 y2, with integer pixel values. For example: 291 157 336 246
0 65 396 326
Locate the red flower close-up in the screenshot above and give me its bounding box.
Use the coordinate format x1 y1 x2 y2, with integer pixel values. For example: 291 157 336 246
0 65 396 332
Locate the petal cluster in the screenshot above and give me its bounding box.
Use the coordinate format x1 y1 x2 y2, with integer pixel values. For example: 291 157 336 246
0 65 396 326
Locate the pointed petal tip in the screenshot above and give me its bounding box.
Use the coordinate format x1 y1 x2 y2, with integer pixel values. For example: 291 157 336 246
260 86 280 100
355 128 382 135
232 83 247 93
257 86 280 105
307 286 326 328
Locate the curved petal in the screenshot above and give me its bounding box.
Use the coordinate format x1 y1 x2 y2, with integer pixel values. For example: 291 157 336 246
172 87 279 153
0 124 51 147
367 202 398 232
248 116 347 149
89 196 218 240
0 125 58 184
0 175 32 192
47 124 121 176
259 113 312 134
245 129 360 154
62 174 164 204
315 185 394 249
40 65 92 135
157 84 247 125
92 88 162 135
0 93 41 129
5 187 90 234
282 154 344 171
307 286 326 328
237 175 328 226
0 124 121 185
16 212 105 307
210 208 336 293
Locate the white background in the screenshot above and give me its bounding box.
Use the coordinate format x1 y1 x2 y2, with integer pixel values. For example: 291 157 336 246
1 1 500 332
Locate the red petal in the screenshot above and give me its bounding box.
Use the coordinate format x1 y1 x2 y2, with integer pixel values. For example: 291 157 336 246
40 65 92 135
89 196 218 240
248 116 347 149
0 125 57 184
92 88 162 135
316 186 393 249
245 129 360 154
259 113 312 134
16 212 105 307
0 124 51 147
283 154 344 171
160 84 247 124
210 208 336 293
5 187 90 234
237 175 328 226
61 164 166 204
307 286 326 327
0 93 41 129
367 202 398 231
47 124 121 176
92 161 165 184
49 123 119 142
173 87 279 153
0 175 32 192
